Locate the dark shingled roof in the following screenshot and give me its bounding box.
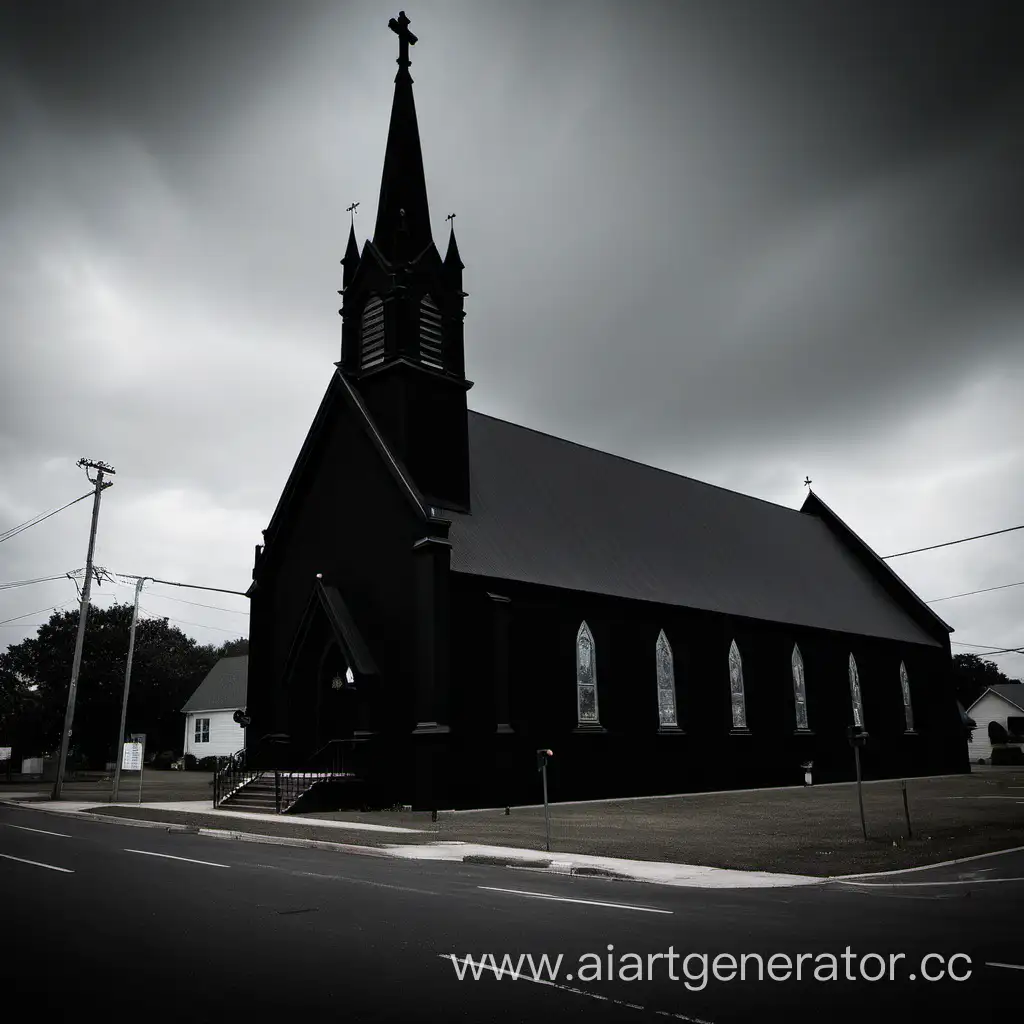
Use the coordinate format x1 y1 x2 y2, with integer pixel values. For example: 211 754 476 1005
976 683 1024 713
181 656 248 713
445 413 942 648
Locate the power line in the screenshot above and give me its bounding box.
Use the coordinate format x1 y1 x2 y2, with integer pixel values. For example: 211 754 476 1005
0 600 74 627
0 491 93 544
106 575 248 615
0 571 82 591
925 579 1024 604
138 606 246 635
118 573 248 597
884 523 1024 560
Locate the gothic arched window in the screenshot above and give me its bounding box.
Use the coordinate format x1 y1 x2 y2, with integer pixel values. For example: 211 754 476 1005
576 621 599 726
419 294 444 370
728 639 747 730
848 653 865 728
900 661 914 733
792 644 809 731
655 630 678 729
360 295 385 369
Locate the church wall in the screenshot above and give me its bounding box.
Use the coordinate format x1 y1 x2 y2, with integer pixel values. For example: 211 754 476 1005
439 573 967 809
248 382 424 781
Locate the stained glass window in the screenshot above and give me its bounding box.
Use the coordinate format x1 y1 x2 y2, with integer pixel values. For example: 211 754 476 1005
900 661 914 732
849 653 864 728
728 640 747 730
655 630 678 728
576 621 600 725
792 644 809 731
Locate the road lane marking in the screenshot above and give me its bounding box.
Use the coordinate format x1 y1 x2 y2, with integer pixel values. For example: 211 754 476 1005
124 849 231 868
987 962 1024 971
0 852 74 873
5 824 71 838
439 955 711 1022
841 877 1024 888
478 886 672 914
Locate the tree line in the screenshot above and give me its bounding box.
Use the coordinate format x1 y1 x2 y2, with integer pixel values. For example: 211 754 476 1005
0 603 247 769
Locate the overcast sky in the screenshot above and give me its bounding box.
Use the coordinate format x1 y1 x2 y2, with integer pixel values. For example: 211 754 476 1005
1 0 1022 680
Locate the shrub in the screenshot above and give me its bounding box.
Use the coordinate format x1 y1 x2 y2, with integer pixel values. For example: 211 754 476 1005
989 721 1010 745
991 745 1024 766
184 753 198 770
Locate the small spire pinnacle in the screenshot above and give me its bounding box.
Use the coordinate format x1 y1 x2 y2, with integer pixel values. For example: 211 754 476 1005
803 476 813 490
444 212 464 270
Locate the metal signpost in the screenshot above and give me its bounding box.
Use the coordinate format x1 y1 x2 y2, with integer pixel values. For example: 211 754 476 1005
120 738 145 804
111 576 150 802
847 726 869 840
536 748 553 852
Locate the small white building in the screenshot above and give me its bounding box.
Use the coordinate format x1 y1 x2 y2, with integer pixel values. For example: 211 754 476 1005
181 655 248 760
966 683 1024 763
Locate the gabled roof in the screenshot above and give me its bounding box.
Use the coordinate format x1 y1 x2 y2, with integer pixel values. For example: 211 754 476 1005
968 683 1024 714
444 412 944 647
280 580 380 687
181 656 247 713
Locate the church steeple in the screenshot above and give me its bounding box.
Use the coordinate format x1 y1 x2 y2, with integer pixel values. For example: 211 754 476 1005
337 11 472 514
372 11 432 265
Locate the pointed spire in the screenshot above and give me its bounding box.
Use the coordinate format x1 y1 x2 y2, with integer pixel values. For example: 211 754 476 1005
444 213 464 271
373 11 432 264
341 206 361 289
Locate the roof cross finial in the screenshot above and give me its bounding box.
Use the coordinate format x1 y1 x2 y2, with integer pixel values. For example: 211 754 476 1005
388 10 417 72
446 212 456 225
346 201 360 225
804 476 813 490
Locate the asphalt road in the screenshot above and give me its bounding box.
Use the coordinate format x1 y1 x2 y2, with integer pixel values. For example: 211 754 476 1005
1 804 1020 1022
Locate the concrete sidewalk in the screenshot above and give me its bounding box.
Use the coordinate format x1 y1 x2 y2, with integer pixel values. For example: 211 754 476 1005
0 795 818 889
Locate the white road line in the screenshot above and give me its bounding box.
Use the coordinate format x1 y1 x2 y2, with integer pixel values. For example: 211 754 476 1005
0 852 74 873
439 955 711 1023
478 886 673 914
987 962 1024 971
124 849 231 869
5 824 71 838
833 843 1024 879
842 877 1024 888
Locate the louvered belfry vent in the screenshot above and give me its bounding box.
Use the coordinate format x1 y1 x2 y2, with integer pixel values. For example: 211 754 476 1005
360 296 385 369
419 295 444 370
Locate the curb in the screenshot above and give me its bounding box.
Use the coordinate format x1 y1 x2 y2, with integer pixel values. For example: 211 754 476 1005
196 827 390 858
0 799 195 832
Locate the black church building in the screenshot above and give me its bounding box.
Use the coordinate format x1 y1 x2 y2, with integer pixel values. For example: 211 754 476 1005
245 12 967 810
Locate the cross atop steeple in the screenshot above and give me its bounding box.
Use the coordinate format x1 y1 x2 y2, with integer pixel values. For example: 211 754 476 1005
803 477 813 490
389 11 417 74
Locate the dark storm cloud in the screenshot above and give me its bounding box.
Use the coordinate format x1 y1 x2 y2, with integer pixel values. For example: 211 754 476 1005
1 1 1022 670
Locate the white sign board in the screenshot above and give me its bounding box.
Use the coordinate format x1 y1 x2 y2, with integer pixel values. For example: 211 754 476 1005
0 747 11 761
121 741 144 772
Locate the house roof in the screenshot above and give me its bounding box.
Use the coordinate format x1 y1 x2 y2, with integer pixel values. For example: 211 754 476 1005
444 412 943 647
181 656 248 713
969 683 1024 715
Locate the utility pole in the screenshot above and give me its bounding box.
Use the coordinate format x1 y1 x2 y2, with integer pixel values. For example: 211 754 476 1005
52 459 115 800
111 575 149 802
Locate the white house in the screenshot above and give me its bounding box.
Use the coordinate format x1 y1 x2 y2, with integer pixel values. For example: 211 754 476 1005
966 683 1024 763
181 655 248 760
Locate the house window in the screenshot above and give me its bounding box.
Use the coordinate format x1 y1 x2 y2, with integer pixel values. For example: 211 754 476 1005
655 630 678 728
576 621 600 726
728 639 747 730
900 661 914 732
360 295 385 369
194 718 210 743
848 653 864 728
792 644 809 731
